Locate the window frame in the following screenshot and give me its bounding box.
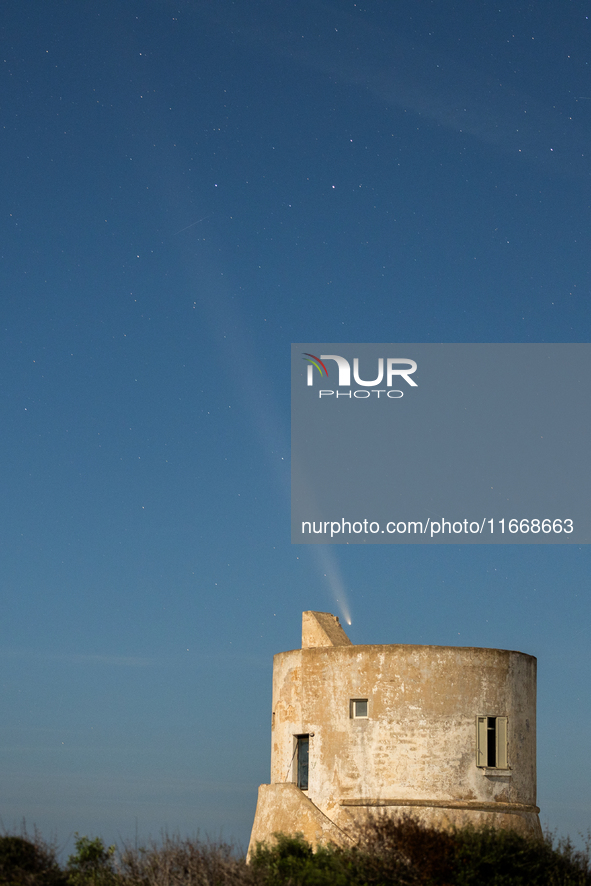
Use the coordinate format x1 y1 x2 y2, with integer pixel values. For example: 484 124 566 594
293 734 309 790
476 715 508 769
350 698 369 719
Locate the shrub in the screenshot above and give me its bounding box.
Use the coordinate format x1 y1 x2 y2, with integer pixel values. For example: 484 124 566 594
250 834 353 886
450 824 591 886
117 833 251 886
0 832 67 886
3 818 591 885
250 817 591 886
66 835 116 886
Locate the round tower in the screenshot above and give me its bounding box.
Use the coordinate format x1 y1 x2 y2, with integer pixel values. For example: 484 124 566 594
249 611 541 852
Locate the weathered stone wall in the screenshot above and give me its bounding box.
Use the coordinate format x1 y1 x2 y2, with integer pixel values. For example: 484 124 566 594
249 613 540 854
248 783 353 853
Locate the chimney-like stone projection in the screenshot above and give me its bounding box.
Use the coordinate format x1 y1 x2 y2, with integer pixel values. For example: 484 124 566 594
301 610 352 648
248 611 541 853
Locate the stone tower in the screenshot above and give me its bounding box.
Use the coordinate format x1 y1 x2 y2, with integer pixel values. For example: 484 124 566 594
248 611 541 852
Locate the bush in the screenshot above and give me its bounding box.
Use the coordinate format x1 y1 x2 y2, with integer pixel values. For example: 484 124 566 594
249 817 591 886
250 834 353 886
0 831 67 886
3 818 591 885
66 835 117 886
450 824 591 886
117 833 251 886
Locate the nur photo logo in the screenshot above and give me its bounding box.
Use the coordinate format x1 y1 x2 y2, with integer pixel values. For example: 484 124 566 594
302 352 418 398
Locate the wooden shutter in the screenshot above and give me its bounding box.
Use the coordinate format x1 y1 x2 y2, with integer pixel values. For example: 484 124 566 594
476 716 487 767
496 717 508 769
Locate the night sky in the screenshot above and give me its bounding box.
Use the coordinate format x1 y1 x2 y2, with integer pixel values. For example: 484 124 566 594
1 0 590 854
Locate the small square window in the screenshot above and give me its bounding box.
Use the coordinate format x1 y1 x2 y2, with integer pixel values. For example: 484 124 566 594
350 698 368 718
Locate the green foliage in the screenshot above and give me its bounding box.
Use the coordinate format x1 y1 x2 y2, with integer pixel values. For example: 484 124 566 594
0 834 67 886
66 836 116 886
249 818 591 886
3 818 591 885
250 834 352 886
249 828 435 886
450 825 591 886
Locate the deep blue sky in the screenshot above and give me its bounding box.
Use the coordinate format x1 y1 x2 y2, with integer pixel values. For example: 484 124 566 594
1 0 590 855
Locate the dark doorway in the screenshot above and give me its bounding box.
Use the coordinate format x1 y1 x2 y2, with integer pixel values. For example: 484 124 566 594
296 735 309 790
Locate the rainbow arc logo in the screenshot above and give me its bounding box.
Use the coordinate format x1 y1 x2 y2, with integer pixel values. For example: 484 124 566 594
303 353 329 378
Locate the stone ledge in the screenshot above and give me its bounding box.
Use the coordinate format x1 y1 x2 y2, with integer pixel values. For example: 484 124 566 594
340 798 539 814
